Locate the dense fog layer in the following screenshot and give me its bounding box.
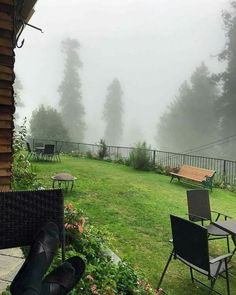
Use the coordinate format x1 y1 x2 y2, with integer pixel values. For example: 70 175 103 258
15 0 235 159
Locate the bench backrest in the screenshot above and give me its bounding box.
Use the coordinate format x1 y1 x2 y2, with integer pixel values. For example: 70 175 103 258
178 165 215 181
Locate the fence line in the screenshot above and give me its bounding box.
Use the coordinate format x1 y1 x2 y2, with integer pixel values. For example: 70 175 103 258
29 138 236 185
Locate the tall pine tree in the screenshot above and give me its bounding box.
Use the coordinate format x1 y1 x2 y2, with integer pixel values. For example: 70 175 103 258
58 38 85 142
216 2 236 159
103 79 124 145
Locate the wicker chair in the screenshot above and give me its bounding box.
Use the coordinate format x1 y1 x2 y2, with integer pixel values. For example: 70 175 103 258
0 189 65 260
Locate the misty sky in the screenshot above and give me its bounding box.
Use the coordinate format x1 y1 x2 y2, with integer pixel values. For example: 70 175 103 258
15 0 229 147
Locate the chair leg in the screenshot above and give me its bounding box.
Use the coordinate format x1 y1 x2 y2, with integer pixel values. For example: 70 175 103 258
156 250 173 291
189 267 194 283
224 259 231 295
208 278 216 295
226 236 230 253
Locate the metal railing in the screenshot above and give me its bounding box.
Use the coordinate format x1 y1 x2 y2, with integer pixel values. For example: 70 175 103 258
28 138 236 185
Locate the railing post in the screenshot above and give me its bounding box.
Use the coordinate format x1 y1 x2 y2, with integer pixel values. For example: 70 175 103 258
116 147 119 159
223 160 226 185
153 150 156 166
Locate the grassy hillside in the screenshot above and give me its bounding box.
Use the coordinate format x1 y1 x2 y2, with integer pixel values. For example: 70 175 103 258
34 155 236 295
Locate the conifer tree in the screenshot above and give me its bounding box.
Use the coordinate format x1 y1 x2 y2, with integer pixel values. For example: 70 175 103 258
216 2 236 159
58 38 85 142
103 79 124 145
157 63 219 155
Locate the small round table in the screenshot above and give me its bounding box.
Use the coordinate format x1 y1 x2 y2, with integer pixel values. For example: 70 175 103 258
51 173 77 191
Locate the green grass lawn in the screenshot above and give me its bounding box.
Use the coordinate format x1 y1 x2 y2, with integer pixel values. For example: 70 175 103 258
33 155 236 295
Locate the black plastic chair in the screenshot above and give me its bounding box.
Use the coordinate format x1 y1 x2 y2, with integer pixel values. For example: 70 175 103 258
42 144 55 161
55 144 63 162
187 189 232 252
157 215 232 295
26 142 35 160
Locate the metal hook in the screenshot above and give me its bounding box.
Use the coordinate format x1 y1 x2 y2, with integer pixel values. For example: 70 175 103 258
15 20 25 48
15 20 43 48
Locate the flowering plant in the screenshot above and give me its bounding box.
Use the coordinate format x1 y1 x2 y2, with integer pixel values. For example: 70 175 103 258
61 203 156 295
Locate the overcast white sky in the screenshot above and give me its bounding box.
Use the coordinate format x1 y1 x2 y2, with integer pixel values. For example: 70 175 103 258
15 0 229 147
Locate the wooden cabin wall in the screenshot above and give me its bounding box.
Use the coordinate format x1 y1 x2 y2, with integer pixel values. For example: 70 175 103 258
0 0 15 191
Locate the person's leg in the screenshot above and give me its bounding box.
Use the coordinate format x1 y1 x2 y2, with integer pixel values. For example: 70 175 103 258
10 222 60 295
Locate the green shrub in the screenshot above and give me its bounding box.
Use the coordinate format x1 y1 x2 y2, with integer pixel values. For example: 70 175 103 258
86 150 95 159
113 154 125 164
12 119 41 190
155 164 165 174
97 139 108 160
128 142 152 171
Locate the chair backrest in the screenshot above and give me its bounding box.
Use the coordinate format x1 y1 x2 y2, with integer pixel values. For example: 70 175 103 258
170 215 210 273
187 189 211 222
44 144 55 155
0 189 64 250
26 142 31 152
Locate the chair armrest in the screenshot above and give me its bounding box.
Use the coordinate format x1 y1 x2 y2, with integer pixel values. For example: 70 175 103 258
210 253 232 264
187 214 208 226
211 210 232 220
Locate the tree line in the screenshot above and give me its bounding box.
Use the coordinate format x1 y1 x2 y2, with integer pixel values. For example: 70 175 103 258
20 38 124 146
157 2 236 160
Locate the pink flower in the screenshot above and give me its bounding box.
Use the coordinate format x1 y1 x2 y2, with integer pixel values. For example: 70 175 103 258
91 285 97 290
65 223 73 229
91 284 99 294
76 217 85 233
66 203 73 210
86 275 94 282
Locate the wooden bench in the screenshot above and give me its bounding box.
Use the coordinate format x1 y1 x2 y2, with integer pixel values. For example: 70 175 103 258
170 165 216 191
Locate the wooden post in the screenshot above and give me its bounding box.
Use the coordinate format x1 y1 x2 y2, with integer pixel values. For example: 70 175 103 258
0 0 15 191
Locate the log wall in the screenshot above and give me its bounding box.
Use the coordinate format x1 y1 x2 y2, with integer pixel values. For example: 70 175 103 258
0 0 15 191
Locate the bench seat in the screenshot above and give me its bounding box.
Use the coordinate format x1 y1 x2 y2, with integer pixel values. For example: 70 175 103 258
170 165 216 190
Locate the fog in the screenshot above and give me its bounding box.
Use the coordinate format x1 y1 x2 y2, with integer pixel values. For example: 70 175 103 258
15 0 228 148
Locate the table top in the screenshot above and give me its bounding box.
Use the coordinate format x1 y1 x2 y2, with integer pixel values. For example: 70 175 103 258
35 147 44 151
51 173 77 181
212 220 236 235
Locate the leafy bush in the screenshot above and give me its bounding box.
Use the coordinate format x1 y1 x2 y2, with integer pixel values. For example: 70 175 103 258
12 119 41 190
155 164 165 175
97 139 108 160
113 154 125 164
128 142 152 171
86 150 96 159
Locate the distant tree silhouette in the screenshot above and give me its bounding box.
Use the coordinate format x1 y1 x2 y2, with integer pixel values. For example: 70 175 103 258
30 105 69 141
13 75 24 122
157 63 219 156
215 2 236 159
103 79 124 145
58 38 85 142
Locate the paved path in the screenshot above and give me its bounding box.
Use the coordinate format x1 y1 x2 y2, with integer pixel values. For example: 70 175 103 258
0 248 24 293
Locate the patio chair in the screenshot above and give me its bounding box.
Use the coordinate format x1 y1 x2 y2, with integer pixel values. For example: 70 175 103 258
0 189 65 261
26 142 36 160
55 144 63 162
157 215 232 295
42 144 55 161
187 189 231 252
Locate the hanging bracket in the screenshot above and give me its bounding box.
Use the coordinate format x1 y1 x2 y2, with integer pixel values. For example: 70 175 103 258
16 20 44 48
